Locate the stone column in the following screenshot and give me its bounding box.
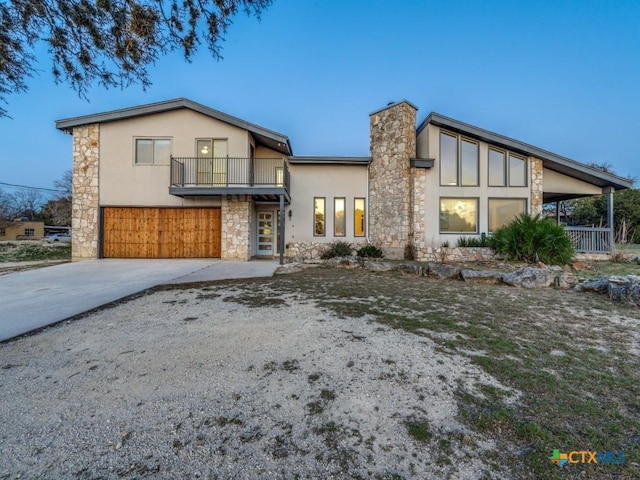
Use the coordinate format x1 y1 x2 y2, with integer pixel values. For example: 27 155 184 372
71 124 100 261
369 101 417 259
530 157 543 215
221 195 254 260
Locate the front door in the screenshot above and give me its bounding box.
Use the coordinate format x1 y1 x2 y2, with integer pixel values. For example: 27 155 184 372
257 211 274 256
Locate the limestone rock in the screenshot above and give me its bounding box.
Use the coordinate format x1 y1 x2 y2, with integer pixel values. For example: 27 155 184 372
555 272 579 289
575 276 609 293
426 263 461 280
394 264 423 275
325 256 361 269
501 267 554 288
364 260 394 272
460 269 504 284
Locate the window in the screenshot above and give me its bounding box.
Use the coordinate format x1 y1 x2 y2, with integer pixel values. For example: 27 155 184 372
333 198 345 236
0 228 5 236
314 198 325 236
354 198 366 237
488 148 506 186
440 198 478 233
509 153 527 186
488 198 526 232
24 228 35 237
440 131 479 186
196 139 228 185
135 138 171 164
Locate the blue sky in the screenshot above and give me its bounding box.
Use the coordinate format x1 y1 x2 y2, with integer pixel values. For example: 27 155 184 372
1 0 639 197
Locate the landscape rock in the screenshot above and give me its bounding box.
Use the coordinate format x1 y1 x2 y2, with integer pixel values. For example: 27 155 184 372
363 260 394 272
460 269 504 284
427 263 461 280
394 263 423 275
501 267 554 288
324 256 361 269
575 276 609 293
555 272 580 289
607 275 640 306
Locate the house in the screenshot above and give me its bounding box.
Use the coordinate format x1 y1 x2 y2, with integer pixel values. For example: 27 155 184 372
56 99 632 263
0 220 45 240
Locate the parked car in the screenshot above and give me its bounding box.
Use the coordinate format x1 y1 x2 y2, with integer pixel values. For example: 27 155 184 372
46 234 71 243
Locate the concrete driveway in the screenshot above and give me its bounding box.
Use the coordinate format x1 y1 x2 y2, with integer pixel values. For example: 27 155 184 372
0 259 278 342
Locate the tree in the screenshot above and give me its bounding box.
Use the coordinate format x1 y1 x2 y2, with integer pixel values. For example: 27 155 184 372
0 187 44 226
0 0 273 117
41 170 72 226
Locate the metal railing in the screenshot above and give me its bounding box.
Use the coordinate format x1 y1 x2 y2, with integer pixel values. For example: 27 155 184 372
564 226 613 253
170 157 289 191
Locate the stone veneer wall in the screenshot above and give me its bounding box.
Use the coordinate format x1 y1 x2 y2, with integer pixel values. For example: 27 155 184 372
414 247 496 263
530 157 543 215
221 195 254 260
285 241 368 262
412 169 427 252
369 102 417 259
72 124 100 261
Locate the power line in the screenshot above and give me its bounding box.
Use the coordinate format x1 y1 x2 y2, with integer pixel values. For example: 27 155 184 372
0 181 66 193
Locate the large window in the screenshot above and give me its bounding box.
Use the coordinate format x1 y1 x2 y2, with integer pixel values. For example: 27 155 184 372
354 198 366 237
334 198 345 237
440 198 478 233
440 132 479 186
135 138 171 165
488 198 526 232
314 198 325 236
488 147 527 187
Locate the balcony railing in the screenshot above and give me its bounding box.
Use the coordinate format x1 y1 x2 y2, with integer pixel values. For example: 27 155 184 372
170 157 290 191
564 226 613 253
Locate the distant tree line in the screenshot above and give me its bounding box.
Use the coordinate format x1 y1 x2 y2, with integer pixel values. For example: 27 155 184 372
0 171 71 227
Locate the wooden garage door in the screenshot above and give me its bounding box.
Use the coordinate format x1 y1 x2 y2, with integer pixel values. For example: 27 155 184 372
103 207 221 258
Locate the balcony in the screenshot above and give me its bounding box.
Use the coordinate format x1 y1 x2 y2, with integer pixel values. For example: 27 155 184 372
170 157 290 201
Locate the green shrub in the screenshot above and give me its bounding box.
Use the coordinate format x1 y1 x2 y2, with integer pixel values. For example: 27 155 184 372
487 213 574 265
356 244 384 259
321 241 353 259
440 241 450 248
456 236 488 248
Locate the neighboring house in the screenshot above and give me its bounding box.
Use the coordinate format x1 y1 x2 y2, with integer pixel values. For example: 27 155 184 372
0 221 45 240
56 99 632 262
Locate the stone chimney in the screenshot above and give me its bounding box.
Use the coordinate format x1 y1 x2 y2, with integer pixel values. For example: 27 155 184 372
368 101 417 259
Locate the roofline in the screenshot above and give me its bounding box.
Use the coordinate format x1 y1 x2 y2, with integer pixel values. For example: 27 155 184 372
418 112 633 190
288 156 371 165
369 100 418 117
55 98 293 155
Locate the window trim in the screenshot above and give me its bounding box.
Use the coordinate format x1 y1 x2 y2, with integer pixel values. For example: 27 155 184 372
439 197 480 234
134 137 172 165
508 152 528 187
333 197 346 237
488 197 527 233
354 197 366 237
439 130 480 187
313 197 326 237
488 147 507 187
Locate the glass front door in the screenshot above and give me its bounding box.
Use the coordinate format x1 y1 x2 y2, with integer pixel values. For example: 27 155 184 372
257 212 274 256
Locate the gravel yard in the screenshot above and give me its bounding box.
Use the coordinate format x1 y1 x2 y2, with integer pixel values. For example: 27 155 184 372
1 267 639 479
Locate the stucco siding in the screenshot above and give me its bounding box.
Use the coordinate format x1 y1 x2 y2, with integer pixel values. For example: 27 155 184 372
99 109 250 206
286 164 368 244
544 168 602 196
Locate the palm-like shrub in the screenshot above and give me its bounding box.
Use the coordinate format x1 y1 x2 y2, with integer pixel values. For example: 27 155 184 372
488 213 574 265
321 241 353 259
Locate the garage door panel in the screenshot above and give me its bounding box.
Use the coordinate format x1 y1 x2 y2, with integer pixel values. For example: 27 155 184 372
103 207 221 258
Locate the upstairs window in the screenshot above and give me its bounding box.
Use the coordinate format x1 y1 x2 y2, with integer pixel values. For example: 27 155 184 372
440 131 479 186
488 147 527 187
135 138 171 165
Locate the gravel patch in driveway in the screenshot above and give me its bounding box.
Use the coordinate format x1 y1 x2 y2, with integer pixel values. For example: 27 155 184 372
0 283 517 479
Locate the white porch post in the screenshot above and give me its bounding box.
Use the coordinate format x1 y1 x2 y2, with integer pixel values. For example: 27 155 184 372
604 186 615 252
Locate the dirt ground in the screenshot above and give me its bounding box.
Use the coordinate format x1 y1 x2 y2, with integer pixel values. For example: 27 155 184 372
1 267 638 479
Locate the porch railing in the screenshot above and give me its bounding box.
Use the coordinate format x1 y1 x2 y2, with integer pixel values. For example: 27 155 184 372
564 226 613 253
170 157 289 191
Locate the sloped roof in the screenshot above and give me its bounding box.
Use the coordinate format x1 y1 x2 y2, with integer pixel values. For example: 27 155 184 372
418 112 633 192
55 98 293 156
